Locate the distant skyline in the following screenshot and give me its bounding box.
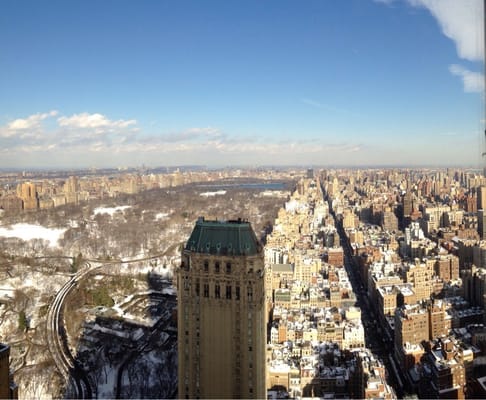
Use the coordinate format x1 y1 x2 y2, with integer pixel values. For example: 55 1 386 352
0 0 484 169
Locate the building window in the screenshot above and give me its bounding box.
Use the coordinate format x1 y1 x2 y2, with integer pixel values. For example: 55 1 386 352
247 286 253 302
204 260 209 272
195 281 200 296
215 284 220 298
236 286 240 300
204 284 209 297
215 261 220 273
226 262 231 274
226 285 232 299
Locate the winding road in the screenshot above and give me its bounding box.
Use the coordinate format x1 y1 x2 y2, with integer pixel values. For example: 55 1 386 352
46 251 173 398
46 263 97 398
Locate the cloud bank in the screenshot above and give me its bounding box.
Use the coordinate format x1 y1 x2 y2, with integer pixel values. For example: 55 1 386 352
0 110 367 167
5 110 58 133
58 113 137 130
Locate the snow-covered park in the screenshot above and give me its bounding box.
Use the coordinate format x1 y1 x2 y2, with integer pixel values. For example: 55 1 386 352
0 223 66 247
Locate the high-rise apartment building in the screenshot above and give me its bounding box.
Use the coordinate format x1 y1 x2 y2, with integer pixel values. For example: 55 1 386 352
63 176 79 204
478 210 486 239
404 260 434 302
403 191 413 218
394 303 429 348
16 182 38 210
177 217 266 399
477 186 486 211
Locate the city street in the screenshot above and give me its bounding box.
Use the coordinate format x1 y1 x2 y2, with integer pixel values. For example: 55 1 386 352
327 195 405 398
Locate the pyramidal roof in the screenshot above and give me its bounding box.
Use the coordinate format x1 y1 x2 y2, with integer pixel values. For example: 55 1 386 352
185 217 261 256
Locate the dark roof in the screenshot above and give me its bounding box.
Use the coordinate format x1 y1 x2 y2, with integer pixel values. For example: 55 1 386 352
185 217 261 256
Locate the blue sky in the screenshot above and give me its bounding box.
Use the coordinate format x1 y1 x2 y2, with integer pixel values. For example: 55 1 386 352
0 0 484 168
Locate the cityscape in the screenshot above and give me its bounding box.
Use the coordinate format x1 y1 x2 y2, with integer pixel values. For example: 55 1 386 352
1 0 486 399
1 166 486 398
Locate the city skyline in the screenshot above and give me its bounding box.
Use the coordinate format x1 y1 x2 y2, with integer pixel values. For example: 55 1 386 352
0 0 484 169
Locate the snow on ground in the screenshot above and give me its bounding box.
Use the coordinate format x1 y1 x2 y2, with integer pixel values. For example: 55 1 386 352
0 223 66 247
132 328 144 341
162 287 176 296
155 212 170 220
92 323 130 339
93 205 132 216
258 190 289 198
199 190 226 197
97 366 117 399
68 220 79 228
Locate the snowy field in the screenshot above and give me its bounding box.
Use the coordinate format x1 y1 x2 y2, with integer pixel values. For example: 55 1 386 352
93 205 132 216
0 223 66 247
199 190 226 197
155 212 170 220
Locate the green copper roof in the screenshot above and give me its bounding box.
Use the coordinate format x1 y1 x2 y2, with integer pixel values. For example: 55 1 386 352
185 217 261 256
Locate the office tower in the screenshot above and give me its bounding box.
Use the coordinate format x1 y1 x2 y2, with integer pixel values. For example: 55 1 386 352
177 217 266 399
0 344 18 399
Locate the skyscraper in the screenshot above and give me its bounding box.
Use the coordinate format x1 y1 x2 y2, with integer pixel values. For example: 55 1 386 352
177 217 266 399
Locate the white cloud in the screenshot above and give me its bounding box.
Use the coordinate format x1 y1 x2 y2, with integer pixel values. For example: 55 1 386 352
376 0 484 93
57 112 136 130
6 110 58 131
0 109 369 167
407 0 483 62
449 64 484 93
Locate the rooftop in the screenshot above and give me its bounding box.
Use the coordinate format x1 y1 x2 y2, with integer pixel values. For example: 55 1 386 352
185 217 261 256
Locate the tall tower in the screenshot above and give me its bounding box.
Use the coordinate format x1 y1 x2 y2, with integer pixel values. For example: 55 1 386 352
16 182 38 210
64 176 79 204
177 217 266 399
